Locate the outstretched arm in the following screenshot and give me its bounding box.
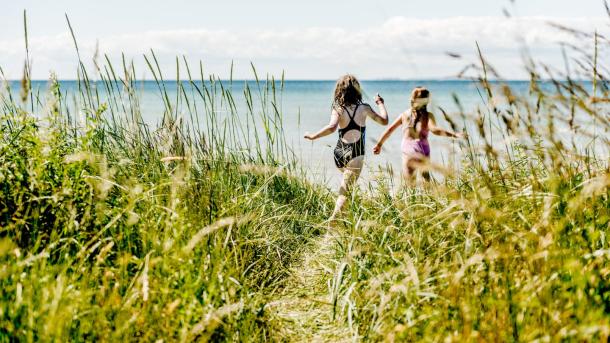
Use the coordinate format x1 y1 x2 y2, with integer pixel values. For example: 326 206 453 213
373 114 403 154
365 94 389 125
304 109 340 140
428 112 467 139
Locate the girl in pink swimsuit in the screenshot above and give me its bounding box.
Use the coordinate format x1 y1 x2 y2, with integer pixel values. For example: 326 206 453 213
373 87 466 183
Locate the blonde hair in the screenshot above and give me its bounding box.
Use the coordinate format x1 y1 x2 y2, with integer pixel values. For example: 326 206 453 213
409 87 430 128
410 87 430 109
333 74 362 110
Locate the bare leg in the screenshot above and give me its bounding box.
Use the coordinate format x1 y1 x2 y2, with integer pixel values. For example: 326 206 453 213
329 156 363 222
420 156 435 189
402 154 417 186
422 170 431 182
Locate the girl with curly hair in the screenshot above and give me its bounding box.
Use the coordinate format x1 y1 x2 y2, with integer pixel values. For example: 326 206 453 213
305 74 388 222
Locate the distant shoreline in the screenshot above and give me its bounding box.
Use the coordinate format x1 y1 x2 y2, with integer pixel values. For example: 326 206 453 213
5 79 597 83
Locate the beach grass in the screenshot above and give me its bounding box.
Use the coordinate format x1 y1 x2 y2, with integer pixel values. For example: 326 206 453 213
1 12 609 342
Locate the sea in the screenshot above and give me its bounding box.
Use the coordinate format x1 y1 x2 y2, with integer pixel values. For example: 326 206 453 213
8 80 605 188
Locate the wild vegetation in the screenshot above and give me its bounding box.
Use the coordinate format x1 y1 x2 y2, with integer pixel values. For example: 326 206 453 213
1 12 609 342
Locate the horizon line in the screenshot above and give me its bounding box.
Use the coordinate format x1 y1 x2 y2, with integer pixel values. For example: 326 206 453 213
6 78 596 82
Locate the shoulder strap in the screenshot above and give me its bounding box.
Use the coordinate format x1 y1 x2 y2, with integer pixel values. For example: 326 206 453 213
347 104 359 120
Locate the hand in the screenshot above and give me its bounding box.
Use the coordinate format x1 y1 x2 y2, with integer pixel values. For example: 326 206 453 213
304 132 315 140
375 93 384 105
373 144 382 155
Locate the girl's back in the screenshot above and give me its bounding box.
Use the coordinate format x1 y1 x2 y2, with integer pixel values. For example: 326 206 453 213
401 109 430 141
337 104 372 144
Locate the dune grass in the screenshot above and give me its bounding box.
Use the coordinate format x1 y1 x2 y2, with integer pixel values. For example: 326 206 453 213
1 12 610 342
0 71 332 341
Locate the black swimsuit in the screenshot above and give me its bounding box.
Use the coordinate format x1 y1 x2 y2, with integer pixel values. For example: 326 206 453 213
334 104 366 169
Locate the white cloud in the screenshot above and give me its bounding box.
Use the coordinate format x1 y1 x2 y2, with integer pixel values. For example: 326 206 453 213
0 16 608 80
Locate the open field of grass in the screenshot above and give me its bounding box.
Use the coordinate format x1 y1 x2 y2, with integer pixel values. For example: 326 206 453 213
1 14 609 342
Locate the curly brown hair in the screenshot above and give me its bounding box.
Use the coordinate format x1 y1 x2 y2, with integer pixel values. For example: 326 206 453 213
333 74 362 110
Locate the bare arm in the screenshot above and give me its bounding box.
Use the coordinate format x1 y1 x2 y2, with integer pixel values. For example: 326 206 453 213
304 109 340 140
428 112 466 138
365 94 389 125
372 114 403 154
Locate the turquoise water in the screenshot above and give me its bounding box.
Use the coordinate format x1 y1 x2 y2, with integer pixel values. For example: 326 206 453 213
11 80 603 187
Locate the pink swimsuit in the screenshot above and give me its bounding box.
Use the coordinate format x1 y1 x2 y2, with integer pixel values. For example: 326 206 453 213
401 111 430 158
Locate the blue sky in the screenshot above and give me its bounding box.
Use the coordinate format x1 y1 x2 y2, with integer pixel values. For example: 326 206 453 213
0 0 607 79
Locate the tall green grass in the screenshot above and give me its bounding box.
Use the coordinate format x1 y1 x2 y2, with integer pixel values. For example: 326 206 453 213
1 11 609 342
0 13 332 342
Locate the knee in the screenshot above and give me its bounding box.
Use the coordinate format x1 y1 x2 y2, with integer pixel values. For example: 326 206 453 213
345 170 359 184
